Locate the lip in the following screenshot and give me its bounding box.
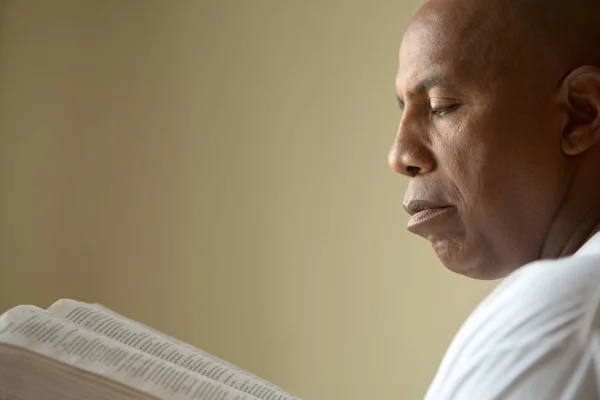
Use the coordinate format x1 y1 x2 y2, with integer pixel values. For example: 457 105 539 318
403 199 454 231
407 207 453 229
404 200 445 215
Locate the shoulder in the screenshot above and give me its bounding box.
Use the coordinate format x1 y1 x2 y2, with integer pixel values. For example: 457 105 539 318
502 248 600 321
425 243 600 399
465 250 600 350
506 250 600 303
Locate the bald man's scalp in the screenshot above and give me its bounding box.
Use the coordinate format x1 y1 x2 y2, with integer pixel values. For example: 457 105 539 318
513 0 600 79
414 0 600 88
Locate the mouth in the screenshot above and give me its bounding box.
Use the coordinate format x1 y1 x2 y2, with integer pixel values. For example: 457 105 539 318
403 200 453 231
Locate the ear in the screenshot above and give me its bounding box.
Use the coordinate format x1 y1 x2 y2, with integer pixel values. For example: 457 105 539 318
559 66 600 156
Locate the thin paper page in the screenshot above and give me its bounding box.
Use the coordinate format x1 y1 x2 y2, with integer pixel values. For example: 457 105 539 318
0 306 261 400
48 299 298 400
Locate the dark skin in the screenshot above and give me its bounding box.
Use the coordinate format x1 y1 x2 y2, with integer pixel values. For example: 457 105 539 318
389 0 600 280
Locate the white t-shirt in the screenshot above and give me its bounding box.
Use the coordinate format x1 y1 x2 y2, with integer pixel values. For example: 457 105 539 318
425 232 600 400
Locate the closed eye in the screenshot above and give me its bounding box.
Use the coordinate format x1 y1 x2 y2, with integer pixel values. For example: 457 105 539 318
431 104 460 118
397 96 405 111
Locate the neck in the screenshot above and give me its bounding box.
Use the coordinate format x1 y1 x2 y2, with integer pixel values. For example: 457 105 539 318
541 155 600 259
552 215 600 258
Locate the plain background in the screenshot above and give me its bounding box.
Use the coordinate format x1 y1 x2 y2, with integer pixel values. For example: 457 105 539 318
0 1 497 398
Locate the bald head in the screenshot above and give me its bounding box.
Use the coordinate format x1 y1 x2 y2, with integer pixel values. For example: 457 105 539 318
390 0 600 279
411 0 600 89
517 0 600 67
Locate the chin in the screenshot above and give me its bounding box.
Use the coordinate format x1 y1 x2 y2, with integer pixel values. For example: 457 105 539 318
431 237 511 280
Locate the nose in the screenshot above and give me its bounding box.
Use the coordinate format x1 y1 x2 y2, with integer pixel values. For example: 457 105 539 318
388 119 436 177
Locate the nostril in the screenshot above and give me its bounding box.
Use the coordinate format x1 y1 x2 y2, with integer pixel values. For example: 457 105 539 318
406 165 421 176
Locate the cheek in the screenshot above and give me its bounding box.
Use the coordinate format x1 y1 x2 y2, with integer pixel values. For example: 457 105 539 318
434 115 490 209
440 112 567 263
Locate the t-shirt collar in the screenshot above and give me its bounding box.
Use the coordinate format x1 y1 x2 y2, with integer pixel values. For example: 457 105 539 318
575 230 600 256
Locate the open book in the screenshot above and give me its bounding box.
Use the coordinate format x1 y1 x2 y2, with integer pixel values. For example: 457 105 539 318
0 299 299 400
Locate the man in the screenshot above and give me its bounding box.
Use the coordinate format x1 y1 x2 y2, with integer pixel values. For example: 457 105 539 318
388 0 600 398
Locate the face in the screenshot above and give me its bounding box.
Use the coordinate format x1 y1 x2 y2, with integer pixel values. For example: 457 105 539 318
389 6 570 279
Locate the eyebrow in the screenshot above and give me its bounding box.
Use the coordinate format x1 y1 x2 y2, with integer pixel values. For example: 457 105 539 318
410 74 454 94
397 74 457 108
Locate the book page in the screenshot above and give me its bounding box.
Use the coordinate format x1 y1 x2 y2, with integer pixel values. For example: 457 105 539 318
0 306 261 400
48 299 298 400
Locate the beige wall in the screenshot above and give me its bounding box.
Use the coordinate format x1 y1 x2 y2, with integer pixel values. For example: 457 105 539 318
0 1 496 398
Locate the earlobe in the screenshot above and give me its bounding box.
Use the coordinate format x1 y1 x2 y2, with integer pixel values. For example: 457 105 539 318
560 66 600 156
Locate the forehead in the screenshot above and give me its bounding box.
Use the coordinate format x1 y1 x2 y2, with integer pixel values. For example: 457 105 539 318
396 19 482 94
396 0 517 97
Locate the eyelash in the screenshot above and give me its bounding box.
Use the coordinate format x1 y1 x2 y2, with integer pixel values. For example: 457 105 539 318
430 104 460 118
397 101 460 118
